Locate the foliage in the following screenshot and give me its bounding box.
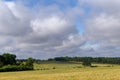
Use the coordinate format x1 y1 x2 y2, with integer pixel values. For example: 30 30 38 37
0 53 34 72
2 53 16 65
26 57 34 67
47 57 120 64
0 55 4 67
54 57 69 61
0 65 33 72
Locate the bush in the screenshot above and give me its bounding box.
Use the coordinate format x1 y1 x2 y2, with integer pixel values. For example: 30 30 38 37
0 65 33 72
26 58 34 67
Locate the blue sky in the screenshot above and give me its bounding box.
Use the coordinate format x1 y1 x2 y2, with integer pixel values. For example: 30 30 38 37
0 0 120 59
4 0 78 7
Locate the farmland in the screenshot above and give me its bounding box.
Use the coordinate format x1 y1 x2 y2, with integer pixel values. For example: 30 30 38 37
0 61 120 80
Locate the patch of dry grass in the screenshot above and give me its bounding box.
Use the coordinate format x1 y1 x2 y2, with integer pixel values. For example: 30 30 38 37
0 63 120 80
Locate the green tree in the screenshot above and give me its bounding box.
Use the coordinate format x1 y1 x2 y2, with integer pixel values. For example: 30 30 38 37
26 57 34 67
2 53 16 65
0 55 4 67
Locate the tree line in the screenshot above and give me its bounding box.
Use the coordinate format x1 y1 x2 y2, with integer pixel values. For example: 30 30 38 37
48 56 120 64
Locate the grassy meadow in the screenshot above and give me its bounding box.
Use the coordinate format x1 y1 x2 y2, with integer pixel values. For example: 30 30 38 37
0 61 120 80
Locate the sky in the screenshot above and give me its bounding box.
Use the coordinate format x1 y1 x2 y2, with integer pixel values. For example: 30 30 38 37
0 0 120 59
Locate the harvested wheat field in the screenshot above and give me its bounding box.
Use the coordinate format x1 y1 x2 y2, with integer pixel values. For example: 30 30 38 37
0 63 120 80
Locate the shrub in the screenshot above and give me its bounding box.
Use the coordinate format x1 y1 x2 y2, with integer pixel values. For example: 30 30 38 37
0 65 33 72
26 58 34 67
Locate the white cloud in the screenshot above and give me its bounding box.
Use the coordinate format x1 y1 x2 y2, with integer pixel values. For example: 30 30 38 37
55 34 85 50
81 0 120 56
86 13 120 41
0 1 32 36
0 0 120 59
0 0 85 59
31 16 74 35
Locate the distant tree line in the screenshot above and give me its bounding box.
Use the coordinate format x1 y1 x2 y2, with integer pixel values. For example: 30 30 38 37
48 56 120 64
0 53 34 72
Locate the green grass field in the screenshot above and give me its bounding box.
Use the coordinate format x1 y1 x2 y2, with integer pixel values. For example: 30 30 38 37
0 61 120 80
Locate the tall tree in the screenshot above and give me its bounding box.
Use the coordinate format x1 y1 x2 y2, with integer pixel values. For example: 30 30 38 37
0 55 4 67
2 53 16 65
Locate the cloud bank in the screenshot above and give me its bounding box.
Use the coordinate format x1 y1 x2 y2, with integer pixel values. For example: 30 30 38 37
0 0 120 59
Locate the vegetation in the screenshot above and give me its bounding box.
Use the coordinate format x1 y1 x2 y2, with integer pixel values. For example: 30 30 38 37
0 53 34 72
0 53 120 80
26 57 34 67
47 56 120 64
0 55 4 67
0 65 33 72
82 60 91 66
0 62 120 80
0 53 16 67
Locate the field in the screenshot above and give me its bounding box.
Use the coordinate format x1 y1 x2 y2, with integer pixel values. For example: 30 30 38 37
0 61 120 80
